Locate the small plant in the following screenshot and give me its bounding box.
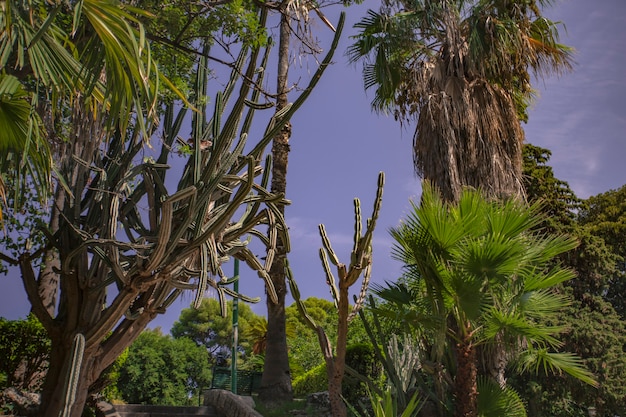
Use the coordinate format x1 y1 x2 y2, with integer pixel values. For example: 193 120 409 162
346 386 421 417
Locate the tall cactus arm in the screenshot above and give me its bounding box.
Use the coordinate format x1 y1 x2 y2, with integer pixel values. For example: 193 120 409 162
144 185 198 273
235 247 278 303
352 198 362 258
348 262 372 322
285 259 319 331
319 223 340 266
319 248 340 306
60 333 85 417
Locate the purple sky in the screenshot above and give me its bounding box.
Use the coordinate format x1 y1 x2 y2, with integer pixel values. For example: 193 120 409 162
1 0 624 333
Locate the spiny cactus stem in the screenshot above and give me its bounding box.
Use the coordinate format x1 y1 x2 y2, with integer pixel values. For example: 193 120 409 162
285 259 318 330
318 224 340 266
352 198 362 254
319 248 340 305
60 333 85 417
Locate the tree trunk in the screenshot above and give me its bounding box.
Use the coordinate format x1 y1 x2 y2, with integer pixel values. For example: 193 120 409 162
325 280 351 417
454 330 478 417
36 187 64 317
35 311 152 417
258 10 293 405
327 365 346 417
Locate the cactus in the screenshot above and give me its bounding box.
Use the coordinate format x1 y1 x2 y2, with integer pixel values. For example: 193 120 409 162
60 333 85 417
285 171 384 417
14 10 348 417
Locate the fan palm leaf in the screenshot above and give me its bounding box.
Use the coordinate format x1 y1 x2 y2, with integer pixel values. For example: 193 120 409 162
384 183 595 416
0 0 163 215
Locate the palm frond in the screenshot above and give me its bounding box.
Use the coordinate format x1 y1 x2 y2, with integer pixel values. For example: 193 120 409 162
515 349 598 387
477 376 527 417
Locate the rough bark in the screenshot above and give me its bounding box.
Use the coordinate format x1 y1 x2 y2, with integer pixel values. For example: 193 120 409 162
258 9 293 405
454 329 478 417
34 300 153 417
35 187 64 317
325 279 351 417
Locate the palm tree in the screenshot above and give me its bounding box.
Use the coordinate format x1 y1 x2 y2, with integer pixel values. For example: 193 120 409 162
348 0 573 202
260 1 341 405
0 0 161 219
381 183 596 417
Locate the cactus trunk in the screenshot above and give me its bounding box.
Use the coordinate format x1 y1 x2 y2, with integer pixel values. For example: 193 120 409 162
39 338 92 417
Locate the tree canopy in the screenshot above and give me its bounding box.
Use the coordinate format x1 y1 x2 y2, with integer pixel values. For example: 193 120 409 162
171 298 259 363
116 329 211 406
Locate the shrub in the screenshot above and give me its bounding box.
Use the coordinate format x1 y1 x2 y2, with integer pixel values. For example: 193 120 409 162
344 343 382 407
293 363 327 397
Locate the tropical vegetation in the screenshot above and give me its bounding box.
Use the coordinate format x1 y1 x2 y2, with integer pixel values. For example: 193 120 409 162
0 0 624 416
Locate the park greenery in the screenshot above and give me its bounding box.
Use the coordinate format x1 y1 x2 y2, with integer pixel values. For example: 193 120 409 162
0 0 625 416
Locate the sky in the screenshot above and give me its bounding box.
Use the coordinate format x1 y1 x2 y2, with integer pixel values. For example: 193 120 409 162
1 0 624 333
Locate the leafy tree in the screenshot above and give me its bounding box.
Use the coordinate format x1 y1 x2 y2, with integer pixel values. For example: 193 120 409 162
522 144 582 230
578 185 626 318
510 293 626 417
385 183 596 417
0 315 50 392
514 145 626 416
116 329 211 406
284 297 371 380
349 0 573 202
171 298 260 363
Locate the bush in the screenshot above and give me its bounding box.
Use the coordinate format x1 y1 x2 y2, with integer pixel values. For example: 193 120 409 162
293 363 327 397
292 343 382 405
0 314 50 392
344 343 382 406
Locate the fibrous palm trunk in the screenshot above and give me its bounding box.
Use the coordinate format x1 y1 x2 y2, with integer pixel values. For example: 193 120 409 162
258 10 293 405
454 327 478 417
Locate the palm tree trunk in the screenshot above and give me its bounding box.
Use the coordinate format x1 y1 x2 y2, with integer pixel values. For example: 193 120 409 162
454 328 478 417
258 10 293 405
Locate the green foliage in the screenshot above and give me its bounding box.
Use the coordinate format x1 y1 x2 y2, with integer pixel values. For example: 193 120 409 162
344 343 382 406
515 145 626 416
476 377 526 417
286 298 337 377
292 363 328 398
133 0 267 101
116 329 211 406
285 297 371 380
348 386 422 417
510 293 626 416
578 185 626 318
355 304 434 415
171 298 260 363
290 331 383 405
0 314 50 391
523 144 583 230
100 349 129 402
